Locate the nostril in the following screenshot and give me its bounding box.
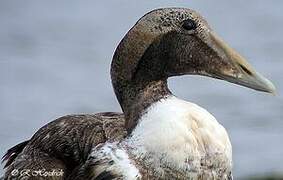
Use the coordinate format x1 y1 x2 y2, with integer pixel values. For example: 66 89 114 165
238 63 252 75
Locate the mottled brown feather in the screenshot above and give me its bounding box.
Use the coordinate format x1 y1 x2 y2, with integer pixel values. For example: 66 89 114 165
3 113 126 180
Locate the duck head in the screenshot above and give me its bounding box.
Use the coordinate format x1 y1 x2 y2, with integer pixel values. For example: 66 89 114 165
111 8 275 130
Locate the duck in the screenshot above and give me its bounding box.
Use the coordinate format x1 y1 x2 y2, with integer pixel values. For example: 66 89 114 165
2 8 275 180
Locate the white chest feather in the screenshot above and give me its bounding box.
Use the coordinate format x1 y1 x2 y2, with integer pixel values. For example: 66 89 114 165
91 143 142 180
127 96 232 173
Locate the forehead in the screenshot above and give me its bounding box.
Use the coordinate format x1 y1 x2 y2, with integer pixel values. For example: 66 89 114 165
140 8 209 29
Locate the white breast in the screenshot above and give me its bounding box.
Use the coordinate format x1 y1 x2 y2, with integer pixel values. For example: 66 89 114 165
90 143 142 180
126 95 232 174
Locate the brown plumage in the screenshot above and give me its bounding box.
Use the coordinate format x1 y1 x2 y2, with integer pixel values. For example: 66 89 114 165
2 7 275 180
3 113 126 180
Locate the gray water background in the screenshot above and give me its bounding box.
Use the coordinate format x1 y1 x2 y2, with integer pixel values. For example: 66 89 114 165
0 0 282 178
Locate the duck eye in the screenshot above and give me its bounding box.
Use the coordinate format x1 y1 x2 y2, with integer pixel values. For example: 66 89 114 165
182 19 197 31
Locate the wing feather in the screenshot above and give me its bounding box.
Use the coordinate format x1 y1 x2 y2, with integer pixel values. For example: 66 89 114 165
2 112 126 180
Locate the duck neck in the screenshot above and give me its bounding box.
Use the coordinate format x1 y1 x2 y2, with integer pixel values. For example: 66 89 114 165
112 75 171 133
111 47 172 132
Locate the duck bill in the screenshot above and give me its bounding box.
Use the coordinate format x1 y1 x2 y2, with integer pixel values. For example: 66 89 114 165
209 31 276 94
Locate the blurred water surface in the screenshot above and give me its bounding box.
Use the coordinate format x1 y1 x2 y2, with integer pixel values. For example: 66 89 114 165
0 0 282 178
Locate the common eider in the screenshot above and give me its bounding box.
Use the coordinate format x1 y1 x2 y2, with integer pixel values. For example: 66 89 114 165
2 8 275 180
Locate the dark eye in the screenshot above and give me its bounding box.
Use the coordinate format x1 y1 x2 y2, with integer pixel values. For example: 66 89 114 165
182 19 197 31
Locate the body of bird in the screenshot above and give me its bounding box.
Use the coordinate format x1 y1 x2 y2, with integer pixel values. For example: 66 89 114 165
88 96 232 179
2 7 275 180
